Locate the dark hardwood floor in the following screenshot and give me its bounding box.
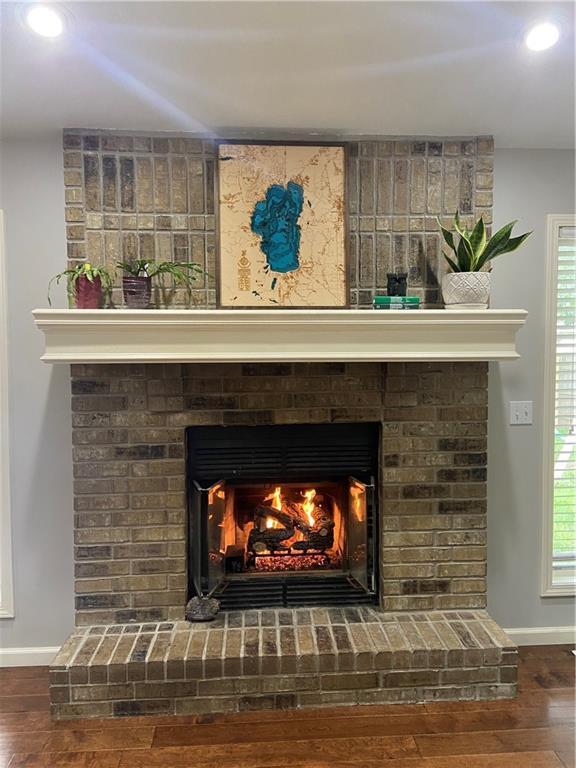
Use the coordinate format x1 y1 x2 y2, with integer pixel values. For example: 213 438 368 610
0 645 573 767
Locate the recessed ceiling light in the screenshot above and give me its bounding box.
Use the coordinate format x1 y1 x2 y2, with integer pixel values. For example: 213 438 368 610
25 4 64 38
525 22 560 52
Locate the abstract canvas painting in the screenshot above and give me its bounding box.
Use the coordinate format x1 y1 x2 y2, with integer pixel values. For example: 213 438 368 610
218 143 347 307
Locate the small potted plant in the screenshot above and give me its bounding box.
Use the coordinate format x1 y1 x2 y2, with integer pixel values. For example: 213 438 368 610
438 213 531 309
117 260 206 308
48 262 114 309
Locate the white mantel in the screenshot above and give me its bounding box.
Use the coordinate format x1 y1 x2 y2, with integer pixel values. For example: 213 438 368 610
32 308 527 364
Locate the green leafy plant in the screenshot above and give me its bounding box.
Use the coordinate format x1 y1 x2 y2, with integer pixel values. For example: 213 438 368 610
116 259 206 289
438 213 532 272
47 262 114 306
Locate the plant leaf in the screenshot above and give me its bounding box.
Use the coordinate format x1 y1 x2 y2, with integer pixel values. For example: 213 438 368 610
504 231 532 252
443 253 461 272
454 212 470 242
437 217 456 252
456 237 473 271
469 217 486 259
47 274 60 306
475 221 516 269
117 260 146 277
478 231 532 268
451 213 475 269
454 211 463 234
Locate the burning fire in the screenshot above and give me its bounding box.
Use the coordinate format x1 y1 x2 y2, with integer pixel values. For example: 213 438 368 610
244 484 340 571
263 486 283 529
262 486 318 529
267 487 282 511
301 488 316 526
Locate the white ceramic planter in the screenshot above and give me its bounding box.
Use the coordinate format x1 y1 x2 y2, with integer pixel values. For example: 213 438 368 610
442 272 491 310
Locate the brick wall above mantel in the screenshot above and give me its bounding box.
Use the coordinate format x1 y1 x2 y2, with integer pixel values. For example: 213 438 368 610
62 131 494 308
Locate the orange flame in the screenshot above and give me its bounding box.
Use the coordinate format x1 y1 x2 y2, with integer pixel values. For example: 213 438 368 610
350 484 365 522
302 488 316 526
263 486 282 529
264 486 282 511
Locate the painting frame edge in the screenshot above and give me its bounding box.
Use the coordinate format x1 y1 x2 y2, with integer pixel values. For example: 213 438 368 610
214 139 350 310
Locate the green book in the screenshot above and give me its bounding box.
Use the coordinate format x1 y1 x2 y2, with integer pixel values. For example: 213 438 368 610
373 295 420 305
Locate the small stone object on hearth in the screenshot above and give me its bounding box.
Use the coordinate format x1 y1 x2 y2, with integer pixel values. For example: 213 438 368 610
185 595 220 622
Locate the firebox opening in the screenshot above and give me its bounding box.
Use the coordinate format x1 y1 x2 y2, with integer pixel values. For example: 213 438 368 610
226 482 343 573
187 423 379 609
215 480 357 575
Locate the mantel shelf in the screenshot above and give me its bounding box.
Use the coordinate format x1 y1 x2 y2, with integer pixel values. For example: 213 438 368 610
32 308 527 364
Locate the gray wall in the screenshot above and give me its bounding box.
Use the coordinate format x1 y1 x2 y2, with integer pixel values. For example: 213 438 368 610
488 148 575 629
0 136 74 650
0 139 573 651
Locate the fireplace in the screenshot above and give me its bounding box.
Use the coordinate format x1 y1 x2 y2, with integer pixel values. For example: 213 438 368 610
49 360 519 720
186 423 379 608
42 130 520 720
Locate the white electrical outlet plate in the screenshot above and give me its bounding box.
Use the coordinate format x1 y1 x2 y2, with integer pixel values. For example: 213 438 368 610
510 401 533 425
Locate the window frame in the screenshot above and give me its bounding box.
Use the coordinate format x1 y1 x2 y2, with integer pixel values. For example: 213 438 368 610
0 210 14 618
541 213 576 598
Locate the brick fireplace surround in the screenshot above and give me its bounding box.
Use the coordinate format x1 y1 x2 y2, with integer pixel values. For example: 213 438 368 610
47 130 518 719
49 360 517 719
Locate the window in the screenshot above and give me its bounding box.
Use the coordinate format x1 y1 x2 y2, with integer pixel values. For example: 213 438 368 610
542 214 576 596
0 210 14 617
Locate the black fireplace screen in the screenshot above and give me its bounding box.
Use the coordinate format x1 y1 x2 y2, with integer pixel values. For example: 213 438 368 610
187 423 379 608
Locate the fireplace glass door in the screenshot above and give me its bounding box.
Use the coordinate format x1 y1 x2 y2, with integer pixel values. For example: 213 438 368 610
348 477 370 591
206 480 227 594
192 477 375 592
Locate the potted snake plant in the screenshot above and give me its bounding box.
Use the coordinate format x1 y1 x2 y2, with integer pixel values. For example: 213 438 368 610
48 262 114 309
117 259 206 308
438 213 532 309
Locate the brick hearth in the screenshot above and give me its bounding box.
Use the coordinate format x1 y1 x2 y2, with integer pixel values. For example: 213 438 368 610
50 608 516 719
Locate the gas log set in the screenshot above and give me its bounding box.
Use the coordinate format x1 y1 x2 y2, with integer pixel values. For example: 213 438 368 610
245 486 339 571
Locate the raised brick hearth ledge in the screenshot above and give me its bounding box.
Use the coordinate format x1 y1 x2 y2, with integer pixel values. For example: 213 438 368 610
50 608 517 719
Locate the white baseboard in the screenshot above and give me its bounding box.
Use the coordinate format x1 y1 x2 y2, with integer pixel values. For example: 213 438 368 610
0 646 59 667
504 625 575 646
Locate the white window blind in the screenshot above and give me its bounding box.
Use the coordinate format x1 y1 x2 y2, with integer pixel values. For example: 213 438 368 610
551 224 576 588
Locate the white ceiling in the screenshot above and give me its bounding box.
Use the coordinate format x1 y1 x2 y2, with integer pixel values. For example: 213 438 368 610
1 1 574 147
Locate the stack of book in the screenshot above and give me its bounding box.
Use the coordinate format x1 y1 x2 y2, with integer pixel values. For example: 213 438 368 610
373 296 420 310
